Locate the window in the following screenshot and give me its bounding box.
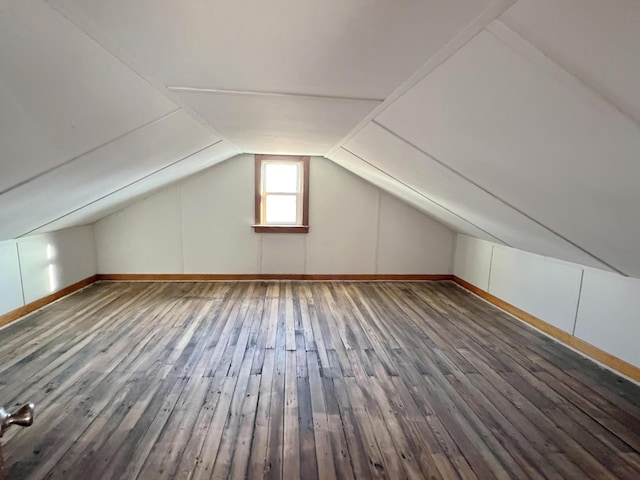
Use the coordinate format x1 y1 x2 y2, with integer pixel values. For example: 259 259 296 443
254 155 309 233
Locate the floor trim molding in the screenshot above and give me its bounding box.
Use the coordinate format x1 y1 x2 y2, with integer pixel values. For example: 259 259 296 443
97 273 453 281
452 275 640 383
0 274 98 329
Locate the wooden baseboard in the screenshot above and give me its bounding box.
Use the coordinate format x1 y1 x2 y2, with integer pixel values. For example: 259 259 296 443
452 276 640 383
0 275 99 329
97 273 453 282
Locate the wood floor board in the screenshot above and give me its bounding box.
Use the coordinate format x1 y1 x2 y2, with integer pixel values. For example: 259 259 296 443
2 281 640 479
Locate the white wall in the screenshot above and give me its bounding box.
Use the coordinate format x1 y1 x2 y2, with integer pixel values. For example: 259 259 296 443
0 241 24 315
95 187 184 274
305 157 380 274
95 155 455 275
454 234 640 369
377 193 453 274
489 246 582 335
181 156 259 274
0 226 97 316
452 235 494 291
574 270 640 369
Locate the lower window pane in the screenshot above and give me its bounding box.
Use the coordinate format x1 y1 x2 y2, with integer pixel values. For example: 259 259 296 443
265 195 298 224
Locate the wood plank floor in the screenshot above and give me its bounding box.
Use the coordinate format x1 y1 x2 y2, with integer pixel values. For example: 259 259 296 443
1 281 640 479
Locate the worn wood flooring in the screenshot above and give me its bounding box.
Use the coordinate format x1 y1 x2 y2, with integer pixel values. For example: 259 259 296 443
1 281 640 479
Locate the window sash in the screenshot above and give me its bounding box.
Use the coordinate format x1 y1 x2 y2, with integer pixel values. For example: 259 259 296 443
261 160 303 225
262 192 302 225
262 161 301 194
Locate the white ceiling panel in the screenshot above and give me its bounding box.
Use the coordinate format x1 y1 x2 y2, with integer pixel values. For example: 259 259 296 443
343 123 614 272
32 143 239 235
50 0 501 99
377 29 640 276
501 0 640 124
0 111 229 239
327 148 495 242
1 0 638 282
0 0 177 193
178 92 378 155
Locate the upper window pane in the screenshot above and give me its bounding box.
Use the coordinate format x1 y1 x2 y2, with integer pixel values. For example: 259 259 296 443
264 163 299 193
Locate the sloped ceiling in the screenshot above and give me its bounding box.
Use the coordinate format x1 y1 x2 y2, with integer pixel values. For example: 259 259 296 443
1 0 639 277
0 0 239 239
330 0 640 277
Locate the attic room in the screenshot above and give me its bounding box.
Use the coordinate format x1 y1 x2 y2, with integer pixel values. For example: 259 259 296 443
1 0 640 478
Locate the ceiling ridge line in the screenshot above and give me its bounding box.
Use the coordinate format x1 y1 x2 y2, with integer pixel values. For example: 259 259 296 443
167 86 384 103
338 147 505 246
0 109 180 198
371 120 625 276
324 0 518 157
19 140 226 238
486 20 640 132
42 0 243 155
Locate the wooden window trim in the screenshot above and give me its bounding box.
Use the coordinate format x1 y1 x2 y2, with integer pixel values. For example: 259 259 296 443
253 155 309 233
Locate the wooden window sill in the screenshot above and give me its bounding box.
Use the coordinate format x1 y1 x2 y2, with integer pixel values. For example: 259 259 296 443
252 225 309 234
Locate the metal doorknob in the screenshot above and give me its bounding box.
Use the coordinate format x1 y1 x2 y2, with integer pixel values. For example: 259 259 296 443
0 403 35 438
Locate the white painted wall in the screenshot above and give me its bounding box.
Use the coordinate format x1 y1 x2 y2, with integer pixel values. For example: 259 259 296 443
261 235 306 275
305 157 380 274
454 234 640 370
95 187 184 274
489 246 582 334
377 193 453 274
95 155 455 275
574 270 640 369
181 156 259 274
0 241 24 315
453 235 494 291
0 226 97 316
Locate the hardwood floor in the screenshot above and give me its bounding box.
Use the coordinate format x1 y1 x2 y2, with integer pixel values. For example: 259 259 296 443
1 281 640 479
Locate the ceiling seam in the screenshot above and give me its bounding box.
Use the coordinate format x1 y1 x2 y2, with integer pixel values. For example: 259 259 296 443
43 0 243 154
338 147 506 246
0 109 180 198
19 140 225 237
324 0 518 158
371 121 625 276
166 86 384 103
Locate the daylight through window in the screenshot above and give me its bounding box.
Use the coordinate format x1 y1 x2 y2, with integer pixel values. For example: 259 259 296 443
254 155 309 233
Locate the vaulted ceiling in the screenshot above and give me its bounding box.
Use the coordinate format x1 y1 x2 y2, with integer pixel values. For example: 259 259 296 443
1 1 639 277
